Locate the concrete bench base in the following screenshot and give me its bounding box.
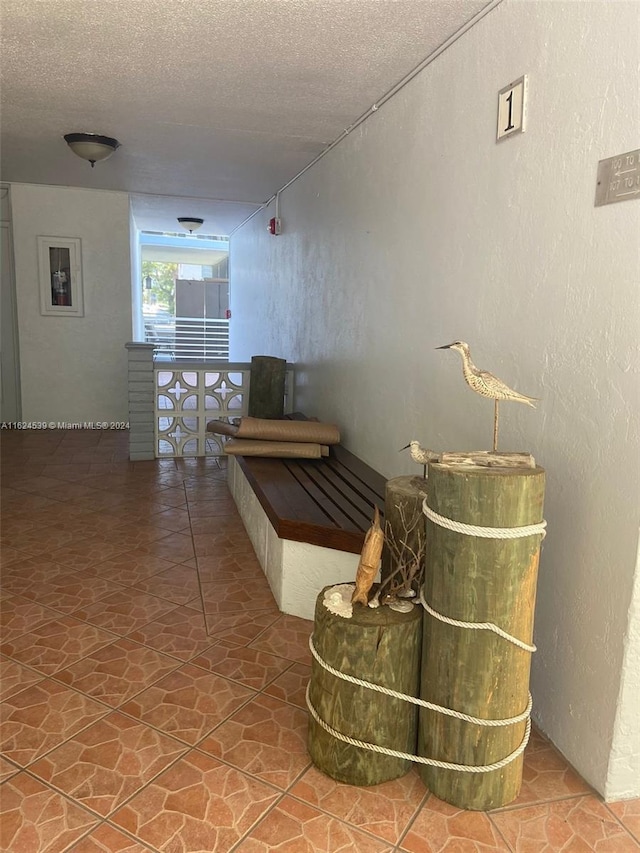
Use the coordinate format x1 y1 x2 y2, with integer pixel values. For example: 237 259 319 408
227 455 360 620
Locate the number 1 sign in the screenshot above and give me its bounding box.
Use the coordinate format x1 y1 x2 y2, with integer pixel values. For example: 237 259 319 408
497 75 527 142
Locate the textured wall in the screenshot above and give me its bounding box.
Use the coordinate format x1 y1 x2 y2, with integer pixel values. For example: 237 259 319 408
230 1 640 798
11 183 132 423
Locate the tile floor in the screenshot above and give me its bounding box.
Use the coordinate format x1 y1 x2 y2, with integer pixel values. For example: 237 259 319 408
0 429 638 852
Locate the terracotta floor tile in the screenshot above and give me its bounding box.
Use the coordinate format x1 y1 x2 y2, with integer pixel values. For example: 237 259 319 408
0 560 78 597
120 663 255 744
1 513 58 536
137 534 195 563
0 594 61 641
291 765 426 844
151 487 189 507
0 678 108 766
55 638 181 707
249 613 314 664
57 510 133 536
491 794 640 852
235 795 394 852
36 483 102 502
72 590 178 635
400 794 511 852
196 553 264 580
186 501 241 519
20 573 123 615
609 798 640 842
110 749 279 853
1 544 34 566
3 526 86 556
146 506 192 532
192 531 258 559
10 475 68 495
198 693 310 790
64 822 154 851
47 539 134 571
85 552 180 585
199 574 277 616
127 607 217 661
104 523 173 549
41 463 93 482
189 516 248 535
0 771 100 852
0 654 45 700
132 565 201 605
28 712 188 818
202 609 280 645
1 617 117 675
65 493 143 513
0 755 20 782
264 663 312 710
191 644 293 690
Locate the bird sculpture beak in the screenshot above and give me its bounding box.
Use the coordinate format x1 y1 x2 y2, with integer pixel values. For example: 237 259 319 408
436 344 452 349
399 444 410 451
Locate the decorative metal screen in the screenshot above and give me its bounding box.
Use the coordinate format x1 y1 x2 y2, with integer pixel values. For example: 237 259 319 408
154 362 293 457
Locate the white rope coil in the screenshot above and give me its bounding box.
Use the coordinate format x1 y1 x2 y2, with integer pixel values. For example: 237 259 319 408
423 499 547 540
420 592 537 653
309 635 532 726
306 684 531 773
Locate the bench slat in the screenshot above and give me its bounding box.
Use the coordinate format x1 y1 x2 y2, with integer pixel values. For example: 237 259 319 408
330 444 387 497
286 460 377 530
321 457 386 511
284 461 370 532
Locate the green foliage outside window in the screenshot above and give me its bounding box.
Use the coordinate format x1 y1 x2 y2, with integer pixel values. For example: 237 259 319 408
142 261 177 315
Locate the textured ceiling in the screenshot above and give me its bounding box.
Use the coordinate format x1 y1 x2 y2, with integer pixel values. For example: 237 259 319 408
0 0 493 234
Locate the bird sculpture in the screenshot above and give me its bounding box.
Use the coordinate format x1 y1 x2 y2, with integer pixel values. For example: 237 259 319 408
400 440 440 477
437 341 537 451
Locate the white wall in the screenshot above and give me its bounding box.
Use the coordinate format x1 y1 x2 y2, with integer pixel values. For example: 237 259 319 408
230 0 640 799
11 183 132 423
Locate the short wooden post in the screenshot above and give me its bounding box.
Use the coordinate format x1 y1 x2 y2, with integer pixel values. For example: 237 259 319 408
380 476 427 599
418 461 545 810
247 355 286 419
308 586 422 785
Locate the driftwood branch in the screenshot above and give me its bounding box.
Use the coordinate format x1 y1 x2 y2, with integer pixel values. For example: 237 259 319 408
379 501 425 601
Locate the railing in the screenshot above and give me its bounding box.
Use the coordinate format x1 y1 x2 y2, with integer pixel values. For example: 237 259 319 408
144 315 230 361
154 360 294 457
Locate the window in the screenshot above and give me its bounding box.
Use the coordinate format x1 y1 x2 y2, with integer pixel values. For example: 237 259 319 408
138 232 229 360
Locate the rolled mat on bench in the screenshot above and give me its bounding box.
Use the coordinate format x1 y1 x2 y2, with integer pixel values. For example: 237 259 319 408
236 417 340 445
224 439 330 458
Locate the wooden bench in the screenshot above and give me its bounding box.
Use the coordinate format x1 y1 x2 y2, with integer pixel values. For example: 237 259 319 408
226 426 386 620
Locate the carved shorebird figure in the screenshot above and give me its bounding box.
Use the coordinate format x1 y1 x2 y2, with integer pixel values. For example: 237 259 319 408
437 341 537 451
400 440 439 477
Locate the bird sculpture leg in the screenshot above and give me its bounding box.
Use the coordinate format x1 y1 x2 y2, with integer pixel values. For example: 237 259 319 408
493 400 499 452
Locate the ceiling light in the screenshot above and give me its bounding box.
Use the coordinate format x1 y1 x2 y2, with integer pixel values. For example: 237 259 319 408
177 217 204 233
63 133 120 167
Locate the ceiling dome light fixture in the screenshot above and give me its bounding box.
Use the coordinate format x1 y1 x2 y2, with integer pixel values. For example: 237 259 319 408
63 132 120 167
177 217 204 233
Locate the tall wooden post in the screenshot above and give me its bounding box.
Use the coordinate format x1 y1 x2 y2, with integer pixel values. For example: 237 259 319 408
418 461 545 810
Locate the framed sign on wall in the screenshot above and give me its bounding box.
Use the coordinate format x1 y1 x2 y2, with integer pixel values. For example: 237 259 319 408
37 236 84 316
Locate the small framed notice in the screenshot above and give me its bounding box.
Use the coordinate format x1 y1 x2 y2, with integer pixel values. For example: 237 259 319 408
497 75 527 142
38 236 84 317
